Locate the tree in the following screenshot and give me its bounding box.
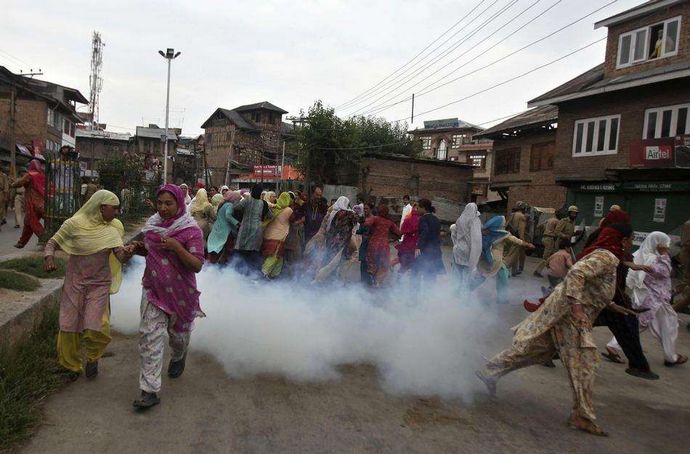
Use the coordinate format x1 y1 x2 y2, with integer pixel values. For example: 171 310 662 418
294 100 419 185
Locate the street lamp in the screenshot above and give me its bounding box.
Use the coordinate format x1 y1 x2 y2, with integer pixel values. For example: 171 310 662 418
158 48 181 183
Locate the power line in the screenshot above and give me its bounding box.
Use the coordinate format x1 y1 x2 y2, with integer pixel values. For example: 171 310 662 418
314 141 408 151
389 37 606 124
335 0 489 110
0 48 36 69
341 0 519 115
362 0 616 117
337 0 504 112
360 0 560 116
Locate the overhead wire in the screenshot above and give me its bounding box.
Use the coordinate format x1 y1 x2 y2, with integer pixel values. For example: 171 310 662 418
335 0 490 110
361 0 616 117
345 0 528 116
388 37 606 124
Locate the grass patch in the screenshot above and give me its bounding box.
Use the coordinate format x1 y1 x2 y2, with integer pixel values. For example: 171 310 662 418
0 270 41 292
0 256 66 279
0 304 63 450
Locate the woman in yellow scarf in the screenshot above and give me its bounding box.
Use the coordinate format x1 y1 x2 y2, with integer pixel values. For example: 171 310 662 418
261 192 293 278
44 189 134 380
190 188 213 242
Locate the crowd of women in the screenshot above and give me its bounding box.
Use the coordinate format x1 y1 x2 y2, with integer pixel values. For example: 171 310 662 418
40 179 687 435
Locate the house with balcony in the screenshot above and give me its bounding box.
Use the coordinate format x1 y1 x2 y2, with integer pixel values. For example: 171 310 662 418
528 0 690 237
474 105 566 211
408 118 498 203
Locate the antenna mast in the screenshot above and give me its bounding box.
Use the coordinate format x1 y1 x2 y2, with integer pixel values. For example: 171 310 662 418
88 31 105 130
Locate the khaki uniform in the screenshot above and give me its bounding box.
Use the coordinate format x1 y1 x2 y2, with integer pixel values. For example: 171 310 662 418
14 186 25 227
535 217 560 274
506 211 528 274
554 217 575 242
482 249 619 423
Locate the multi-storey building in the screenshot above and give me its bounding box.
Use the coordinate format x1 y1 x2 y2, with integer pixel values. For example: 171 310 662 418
474 105 566 210
133 124 180 179
529 0 690 239
408 118 497 202
75 128 132 177
200 101 288 187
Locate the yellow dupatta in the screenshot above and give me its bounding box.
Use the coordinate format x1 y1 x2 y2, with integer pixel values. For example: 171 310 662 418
51 189 125 294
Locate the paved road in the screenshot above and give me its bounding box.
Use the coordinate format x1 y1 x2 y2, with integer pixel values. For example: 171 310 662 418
20 258 690 453
0 208 39 260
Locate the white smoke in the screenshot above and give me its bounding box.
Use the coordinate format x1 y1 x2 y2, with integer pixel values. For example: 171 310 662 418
112 256 538 401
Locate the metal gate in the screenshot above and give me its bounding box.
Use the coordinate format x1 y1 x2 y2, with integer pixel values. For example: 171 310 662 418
43 154 82 238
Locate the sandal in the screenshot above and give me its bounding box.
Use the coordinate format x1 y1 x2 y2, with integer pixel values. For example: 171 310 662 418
664 354 688 367
601 347 625 364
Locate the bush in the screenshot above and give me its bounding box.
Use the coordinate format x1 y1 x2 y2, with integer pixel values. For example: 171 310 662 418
0 270 41 292
0 304 62 450
0 256 66 279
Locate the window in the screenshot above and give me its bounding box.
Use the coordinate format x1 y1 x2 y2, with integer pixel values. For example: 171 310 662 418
437 140 447 160
572 115 620 156
643 103 690 138
617 16 681 68
251 112 260 123
470 152 486 169
451 134 470 147
63 119 71 135
420 137 431 150
495 148 520 175
530 141 555 171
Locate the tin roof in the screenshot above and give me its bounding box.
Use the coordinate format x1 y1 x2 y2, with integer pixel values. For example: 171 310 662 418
474 105 558 139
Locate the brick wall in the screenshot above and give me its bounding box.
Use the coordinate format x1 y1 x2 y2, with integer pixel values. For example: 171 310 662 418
555 78 690 181
75 137 132 169
0 98 48 148
491 129 566 209
359 157 473 203
604 2 690 78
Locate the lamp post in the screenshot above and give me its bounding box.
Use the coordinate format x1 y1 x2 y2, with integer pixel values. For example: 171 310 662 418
158 48 181 183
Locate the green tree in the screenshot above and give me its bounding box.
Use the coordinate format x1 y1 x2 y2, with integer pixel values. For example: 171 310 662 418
294 100 419 185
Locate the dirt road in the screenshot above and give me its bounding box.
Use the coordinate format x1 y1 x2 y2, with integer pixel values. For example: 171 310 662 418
20 258 690 453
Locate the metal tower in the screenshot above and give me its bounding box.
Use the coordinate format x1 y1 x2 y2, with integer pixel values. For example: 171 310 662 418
88 31 104 130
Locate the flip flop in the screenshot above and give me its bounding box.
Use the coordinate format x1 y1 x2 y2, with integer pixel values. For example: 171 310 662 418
664 354 688 367
601 347 625 364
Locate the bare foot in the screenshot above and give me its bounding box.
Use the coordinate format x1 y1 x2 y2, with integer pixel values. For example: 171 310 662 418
567 414 608 437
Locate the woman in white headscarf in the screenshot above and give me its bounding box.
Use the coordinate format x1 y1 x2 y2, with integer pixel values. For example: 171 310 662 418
606 232 687 366
450 203 482 287
312 196 356 282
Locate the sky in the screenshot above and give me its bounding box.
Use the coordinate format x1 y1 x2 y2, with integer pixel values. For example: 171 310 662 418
3 0 644 136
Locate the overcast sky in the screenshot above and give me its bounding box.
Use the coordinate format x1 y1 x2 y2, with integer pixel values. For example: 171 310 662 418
4 0 642 136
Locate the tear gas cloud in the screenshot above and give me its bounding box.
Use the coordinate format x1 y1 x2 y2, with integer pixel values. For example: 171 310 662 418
112 257 536 400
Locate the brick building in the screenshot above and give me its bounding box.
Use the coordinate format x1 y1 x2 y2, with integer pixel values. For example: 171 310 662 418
529 0 690 239
200 101 288 187
474 105 566 211
133 124 180 180
408 118 497 202
75 128 132 177
357 153 474 204
0 66 86 167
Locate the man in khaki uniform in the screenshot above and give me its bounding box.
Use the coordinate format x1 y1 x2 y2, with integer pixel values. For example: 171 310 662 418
0 165 9 229
534 212 562 276
554 205 579 245
506 201 529 276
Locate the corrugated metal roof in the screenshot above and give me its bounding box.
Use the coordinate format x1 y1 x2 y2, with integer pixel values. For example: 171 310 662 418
474 105 558 138
233 101 288 114
76 129 131 141
200 108 259 130
135 126 178 140
529 64 605 105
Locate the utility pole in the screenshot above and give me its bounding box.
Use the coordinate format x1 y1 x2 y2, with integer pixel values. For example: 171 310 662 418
411 93 415 124
158 48 181 184
280 140 286 192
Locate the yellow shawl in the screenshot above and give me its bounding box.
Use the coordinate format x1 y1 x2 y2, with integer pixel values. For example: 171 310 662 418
51 189 125 294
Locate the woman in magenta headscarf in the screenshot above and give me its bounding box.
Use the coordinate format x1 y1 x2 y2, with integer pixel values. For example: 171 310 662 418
12 158 46 248
131 184 205 409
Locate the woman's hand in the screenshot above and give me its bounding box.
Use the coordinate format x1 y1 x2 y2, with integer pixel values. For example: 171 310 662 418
160 237 182 254
607 303 638 317
44 256 57 272
571 303 591 330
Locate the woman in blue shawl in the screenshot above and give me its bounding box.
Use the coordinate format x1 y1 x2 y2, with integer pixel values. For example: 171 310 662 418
472 215 534 303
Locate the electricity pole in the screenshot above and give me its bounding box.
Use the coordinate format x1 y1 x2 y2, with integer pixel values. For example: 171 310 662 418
158 48 181 184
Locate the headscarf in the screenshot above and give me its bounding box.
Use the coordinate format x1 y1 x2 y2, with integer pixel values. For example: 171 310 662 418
600 209 631 228
180 184 192 206
51 189 124 293
28 159 46 196
627 232 670 307
220 185 230 192
211 193 223 207
142 184 198 235
452 203 482 269
251 185 263 199
325 196 350 231
223 190 242 204
190 188 211 216
272 192 291 216
481 216 509 265
577 224 632 260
